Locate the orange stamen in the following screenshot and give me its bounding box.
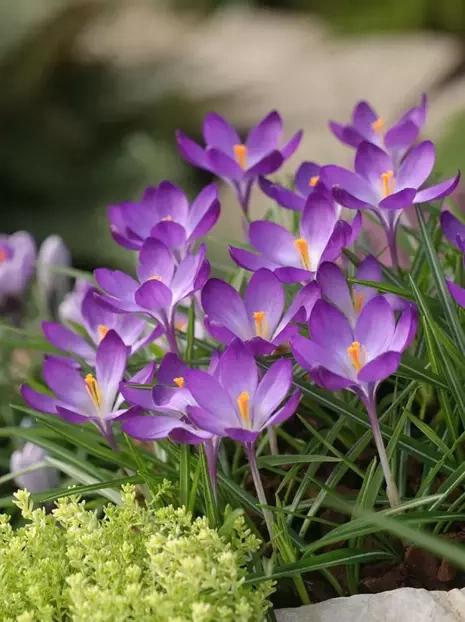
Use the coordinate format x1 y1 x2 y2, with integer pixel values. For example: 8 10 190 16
0 249 7 263
371 117 384 134
353 292 364 314
233 144 248 170
149 275 162 281
294 238 311 270
253 311 268 338
347 341 365 372
173 377 185 388
161 216 173 222
98 325 108 341
84 373 102 409
381 170 395 198
237 391 250 425
309 175 319 187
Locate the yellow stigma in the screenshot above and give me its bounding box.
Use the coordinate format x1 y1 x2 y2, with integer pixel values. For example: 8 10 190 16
294 238 311 270
98 325 108 341
253 310 268 338
353 292 364 314
173 376 185 388
347 341 365 372
84 373 102 409
233 144 248 170
175 319 187 331
381 170 395 198
309 175 319 187
161 215 173 222
149 275 162 281
237 391 250 424
372 117 384 134
0 249 7 263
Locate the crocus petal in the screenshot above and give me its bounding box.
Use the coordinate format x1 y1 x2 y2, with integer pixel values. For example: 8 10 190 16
218 338 258 405
158 353 188 385
94 269 139 301
253 358 293 429
203 112 240 154
204 317 237 346
311 366 355 391
259 178 305 212
441 211 465 250
202 279 251 341
274 281 321 337
206 148 244 181
396 141 435 190
347 210 363 245
120 384 156 410
186 370 237 426
224 427 260 443
21 385 60 415
352 101 378 135
56 406 90 424
188 184 221 241
320 221 352 265
300 192 338 271
280 130 303 160
137 238 174 284
355 296 395 359
229 246 276 272
42 358 92 413
153 180 189 222
384 119 419 152
152 386 196 414
357 351 401 383
332 188 372 211
245 151 284 178
171 245 208 304
354 255 382 307
188 406 229 437
274 267 313 283
447 279 465 309
379 188 416 210
176 131 208 169
414 173 461 204
122 415 207 443
266 389 301 428
291 335 350 379
150 222 187 249
245 269 284 338
96 330 128 411
249 220 300 267
295 162 321 196
317 262 355 321
42 322 95 362
135 280 173 314
354 142 392 185
310 299 353 351
321 165 377 205
389 305 418 352
246 110 282 163
329 121 363 148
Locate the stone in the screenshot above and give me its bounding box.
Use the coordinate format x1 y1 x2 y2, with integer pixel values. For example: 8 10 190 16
275 587 465 621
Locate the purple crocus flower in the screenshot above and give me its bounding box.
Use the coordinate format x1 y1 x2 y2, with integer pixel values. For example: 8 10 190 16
21 330 155 449
0 231 36 319
321 141 460 268
291 296 417 507
318 256 407 327
259 161 323 212
58 279 92 326
10 442 59 493
108 181 220 254
230 190 355 283
94 238 209 354
177 111 302 215
329 94 427 167
201 268 320 355
37 235 71 313
43 288 160 365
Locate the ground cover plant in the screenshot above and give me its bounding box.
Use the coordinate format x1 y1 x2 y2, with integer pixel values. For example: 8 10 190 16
2 95 465 617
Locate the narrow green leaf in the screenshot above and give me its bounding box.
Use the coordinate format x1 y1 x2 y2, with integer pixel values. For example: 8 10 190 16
257 455 341 467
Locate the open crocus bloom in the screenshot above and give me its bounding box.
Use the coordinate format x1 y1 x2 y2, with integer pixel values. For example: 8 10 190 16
186 339 301 444
0 231 36 308
43 288 161 365
230 190 355 283
329 95 427 167
201 268 320 355
21 331 155 446
108 181 220 254
95 238 209 331
259 161 323 212
291 296 417 398
318 257 407 328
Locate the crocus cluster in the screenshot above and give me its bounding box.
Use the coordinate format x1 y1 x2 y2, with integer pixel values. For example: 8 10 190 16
20 93 463 521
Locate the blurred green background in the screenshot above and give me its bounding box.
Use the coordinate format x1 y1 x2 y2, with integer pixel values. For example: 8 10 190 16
1 0 464 271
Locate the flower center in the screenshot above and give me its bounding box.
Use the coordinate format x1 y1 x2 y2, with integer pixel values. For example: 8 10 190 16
294 238 311 271
0 249 7 263
371 117 384 135
98 325 108 341
309 175 319 187
237 391 250 425
352 292 364 314
253 311 268 339
84 373 102 409
173 377 185 388
175 319 187 331
380 170 395 198
161 216 174 222
233 144 248 170
347 341 366 372
149 275 162 281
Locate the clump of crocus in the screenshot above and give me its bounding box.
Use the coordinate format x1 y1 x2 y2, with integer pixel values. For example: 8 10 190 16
0 231 36 323
230 190 356 283
94 238 209 354
177 111 302 216
186 339 301 538
321 141 460 268
21 330 155 450
43 288 160 365
201 268 320 354
291 295 417 507
108 181 220 255
329 94 427 167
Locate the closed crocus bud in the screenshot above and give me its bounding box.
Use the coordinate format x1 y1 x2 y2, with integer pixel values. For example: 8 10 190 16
0 231 36 323
10 442 59 492
37 235 71 313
